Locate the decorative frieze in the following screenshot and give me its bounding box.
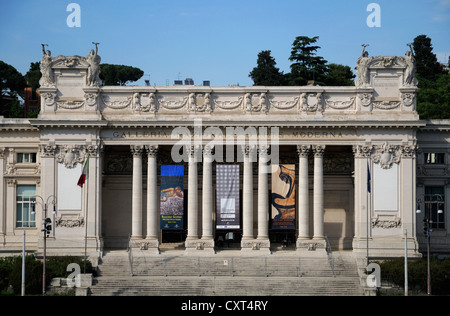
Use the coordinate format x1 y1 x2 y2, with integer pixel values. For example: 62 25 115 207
55 217 85 228
56 145 87 168
372 142 402 169
372 215 401 229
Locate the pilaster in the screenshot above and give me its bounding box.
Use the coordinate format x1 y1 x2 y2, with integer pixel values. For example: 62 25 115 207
131 145 144 239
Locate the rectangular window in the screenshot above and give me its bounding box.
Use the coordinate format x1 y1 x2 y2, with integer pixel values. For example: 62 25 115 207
425 153 445 165
17 153 37 164
424 186 445 229
31 89 37 101
16 185 36 228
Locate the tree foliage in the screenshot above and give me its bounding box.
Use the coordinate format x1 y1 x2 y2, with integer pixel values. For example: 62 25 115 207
413 35 445 81
323 63 355 86
100 64 144 86
412 35 450 120
250 36 355 87
0 61 26 98
249 50 285 86
287 36 329 86
0 61 26 117
25 62 41 90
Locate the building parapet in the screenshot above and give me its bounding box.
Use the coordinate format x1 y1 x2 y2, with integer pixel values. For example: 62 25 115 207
37 47 419 123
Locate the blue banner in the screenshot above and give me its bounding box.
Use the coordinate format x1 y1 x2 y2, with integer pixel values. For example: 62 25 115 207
160 165 184 230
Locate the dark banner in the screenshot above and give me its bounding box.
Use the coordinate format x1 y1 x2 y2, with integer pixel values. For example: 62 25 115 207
271 164 296 230
216 165 240 230
160 165 184 230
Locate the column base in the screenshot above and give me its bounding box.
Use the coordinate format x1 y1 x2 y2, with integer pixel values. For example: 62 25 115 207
241 238 271 255
130 238 160 255
185 238 215 255
296 238 327 253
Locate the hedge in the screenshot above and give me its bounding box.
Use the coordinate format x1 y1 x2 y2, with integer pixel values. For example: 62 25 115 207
378 257 450 295
0 255 96 296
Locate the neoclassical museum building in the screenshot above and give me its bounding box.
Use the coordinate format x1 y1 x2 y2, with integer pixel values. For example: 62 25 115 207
0 47 449 260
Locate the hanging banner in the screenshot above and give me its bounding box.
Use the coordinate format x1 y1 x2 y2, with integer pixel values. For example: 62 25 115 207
271 164 296 230
160 165 184 230
216 165 240 230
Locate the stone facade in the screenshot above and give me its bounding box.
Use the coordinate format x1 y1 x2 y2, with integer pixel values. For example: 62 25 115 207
0 47 448 260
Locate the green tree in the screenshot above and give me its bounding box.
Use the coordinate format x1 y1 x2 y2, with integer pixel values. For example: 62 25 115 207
417 73 450 119
100 64 144 86
413 35 445 80
249 50 285 86
287 36 328 86
411 35 450 119
0 61 26 117
323 63 355 86
25 62 41 90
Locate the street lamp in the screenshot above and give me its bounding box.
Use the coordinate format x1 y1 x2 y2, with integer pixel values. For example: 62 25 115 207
31 195 57 296
417 194 444 296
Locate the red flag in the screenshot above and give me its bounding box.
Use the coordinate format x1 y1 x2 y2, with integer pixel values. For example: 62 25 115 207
77 157 89 188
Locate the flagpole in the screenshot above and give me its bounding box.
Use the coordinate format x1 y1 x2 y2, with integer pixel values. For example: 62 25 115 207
84 159 89 274
367 161 371 267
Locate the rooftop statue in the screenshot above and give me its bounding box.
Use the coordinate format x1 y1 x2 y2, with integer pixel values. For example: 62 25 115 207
86 42 102 87
404 43 417 86
356 44 371 87
40 44 56 87
39 42 102 88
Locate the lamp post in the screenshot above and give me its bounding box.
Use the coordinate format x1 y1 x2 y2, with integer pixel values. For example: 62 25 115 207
32 195 57 296
417 193 444 296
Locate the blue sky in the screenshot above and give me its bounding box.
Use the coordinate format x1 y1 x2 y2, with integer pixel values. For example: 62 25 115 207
0 0 449 86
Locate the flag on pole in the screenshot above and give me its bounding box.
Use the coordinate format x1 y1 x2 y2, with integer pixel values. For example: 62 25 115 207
367 162 371 193
77 157 89 188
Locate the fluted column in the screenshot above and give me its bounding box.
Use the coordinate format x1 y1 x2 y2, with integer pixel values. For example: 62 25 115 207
202 145 214 242
131 145 144 239
312 145 325 241
145 145 159 250
186 145 200 243
297 145 311 242
257 145 269 241
241 145 255 243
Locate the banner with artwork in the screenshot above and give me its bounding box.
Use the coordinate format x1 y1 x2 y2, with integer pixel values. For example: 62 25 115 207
160 165 184 230
216 165 240 230
271 164 296 230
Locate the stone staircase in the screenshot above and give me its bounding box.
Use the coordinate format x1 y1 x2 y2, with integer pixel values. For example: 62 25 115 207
89 250 365 296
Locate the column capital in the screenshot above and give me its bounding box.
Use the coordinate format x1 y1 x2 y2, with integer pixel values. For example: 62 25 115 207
312 145 326 157
353 145 373 158
131 145 145 157
203 145 215 157
145 145 159 158
186 145 202 158
297 145 311 158
40 144 57 158
258 145 270 157
241 144 257 158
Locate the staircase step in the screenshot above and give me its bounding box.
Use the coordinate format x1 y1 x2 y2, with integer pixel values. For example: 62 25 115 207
89 251 364 296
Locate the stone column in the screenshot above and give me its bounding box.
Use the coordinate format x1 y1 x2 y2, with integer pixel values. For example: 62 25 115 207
145 145 160 252
312 145 325 243
131 145 144 239
0 149 5 238
256 145 270 251
241 145 256 250
399 145 418 255
297 145 311 247
201 145 215 252
352 145 372 251
186 145 200 249
85 144 102 251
